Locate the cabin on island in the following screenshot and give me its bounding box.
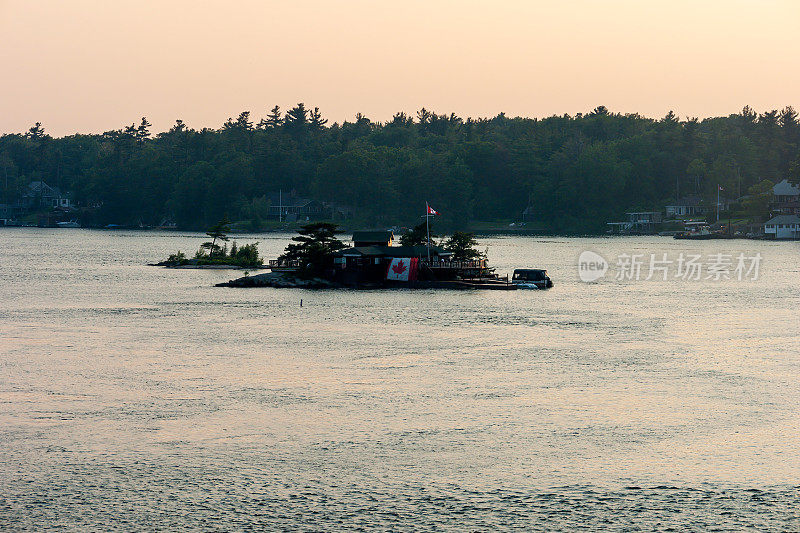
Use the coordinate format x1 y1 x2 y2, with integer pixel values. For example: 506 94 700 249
331 244 454 285
770 179 800 215
352 230 394 247
329 230 495 286
763 214 800 239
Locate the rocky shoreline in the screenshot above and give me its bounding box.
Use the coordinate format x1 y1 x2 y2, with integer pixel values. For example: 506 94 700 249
216 271 335 288
149 260 266 270
216 271 519 290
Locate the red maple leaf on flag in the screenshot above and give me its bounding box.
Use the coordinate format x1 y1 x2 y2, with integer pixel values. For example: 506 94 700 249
392 260 407 274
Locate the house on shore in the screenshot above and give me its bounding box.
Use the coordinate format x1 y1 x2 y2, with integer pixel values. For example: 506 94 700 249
19 181 75 211
665 196 707 217
770 179 800 215
607 211 663 234
0 203 17 225
266 192 324 221
764 214 800 239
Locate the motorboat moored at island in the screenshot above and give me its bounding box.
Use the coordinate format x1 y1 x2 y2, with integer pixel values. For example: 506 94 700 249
512 268 553 289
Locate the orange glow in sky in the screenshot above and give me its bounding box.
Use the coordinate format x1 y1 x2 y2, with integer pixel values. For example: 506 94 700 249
1 0 798 135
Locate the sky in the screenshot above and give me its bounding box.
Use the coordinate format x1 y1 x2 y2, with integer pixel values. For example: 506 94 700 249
1 0 798 136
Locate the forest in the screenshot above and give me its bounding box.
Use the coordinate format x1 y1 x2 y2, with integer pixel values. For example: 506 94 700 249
1 104 798 233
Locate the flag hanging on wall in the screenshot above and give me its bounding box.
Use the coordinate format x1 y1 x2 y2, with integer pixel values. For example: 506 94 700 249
386 258 419 281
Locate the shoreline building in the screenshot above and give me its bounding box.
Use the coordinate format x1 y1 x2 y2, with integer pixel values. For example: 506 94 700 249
763 214 800 239
770 179 800 216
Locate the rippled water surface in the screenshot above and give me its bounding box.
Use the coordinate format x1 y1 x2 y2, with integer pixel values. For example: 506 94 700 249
1 229 799 530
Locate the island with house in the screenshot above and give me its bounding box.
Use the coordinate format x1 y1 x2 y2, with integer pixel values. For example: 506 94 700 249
217 223 551 290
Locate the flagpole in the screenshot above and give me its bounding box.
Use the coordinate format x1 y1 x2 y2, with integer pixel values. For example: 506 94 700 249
425 202 431 262
716 185 720 222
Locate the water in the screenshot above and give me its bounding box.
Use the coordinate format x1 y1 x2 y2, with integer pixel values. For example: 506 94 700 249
1 229 799 530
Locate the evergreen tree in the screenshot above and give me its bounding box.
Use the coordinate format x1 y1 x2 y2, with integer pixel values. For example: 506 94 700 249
26 122 46 140
279 222 346 276
400 222 437 247
265 105 283 128
201 217 231 257
309 107 328 130
444 231 483 261
136 117 152 143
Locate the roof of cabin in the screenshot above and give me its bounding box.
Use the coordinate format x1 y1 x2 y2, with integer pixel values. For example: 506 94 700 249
334 245 451 258
266 193 319 207
666 195 704 207
352 230 393 243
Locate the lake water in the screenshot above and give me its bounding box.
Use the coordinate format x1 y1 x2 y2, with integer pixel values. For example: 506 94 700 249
1 229 799 530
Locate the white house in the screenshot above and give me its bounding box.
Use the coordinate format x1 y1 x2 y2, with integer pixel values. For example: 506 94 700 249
665 195 706 217
770 179 800 215
764 214 800 239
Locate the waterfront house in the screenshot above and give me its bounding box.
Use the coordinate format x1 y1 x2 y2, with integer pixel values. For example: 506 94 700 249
20 181 75 210
764 214 800 239
770 179 800 215
266 192 324 221
0 203 15 225
665 196 707 217
607 211 663 234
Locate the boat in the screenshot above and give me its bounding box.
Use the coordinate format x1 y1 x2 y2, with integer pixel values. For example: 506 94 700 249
512 268 553 289
56 220 80 228
674 223 712 239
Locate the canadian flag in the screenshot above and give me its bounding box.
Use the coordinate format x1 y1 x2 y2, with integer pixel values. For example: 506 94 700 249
386 258 419 281
426 203 439 215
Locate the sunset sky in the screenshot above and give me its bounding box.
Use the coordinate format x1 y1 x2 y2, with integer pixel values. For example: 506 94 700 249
1 0 798 136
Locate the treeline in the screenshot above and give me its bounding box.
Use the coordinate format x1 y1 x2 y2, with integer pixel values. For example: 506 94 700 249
1 104 799 232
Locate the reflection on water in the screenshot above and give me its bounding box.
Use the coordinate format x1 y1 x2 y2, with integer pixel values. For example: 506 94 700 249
1 229 799 529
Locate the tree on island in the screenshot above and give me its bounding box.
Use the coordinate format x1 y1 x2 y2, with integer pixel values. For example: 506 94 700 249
201 217 231 257
399 222 437 247
443 232 484 261
279 222 346 276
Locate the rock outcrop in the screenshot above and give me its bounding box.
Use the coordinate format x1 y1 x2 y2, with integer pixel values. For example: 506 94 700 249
216 271 335 288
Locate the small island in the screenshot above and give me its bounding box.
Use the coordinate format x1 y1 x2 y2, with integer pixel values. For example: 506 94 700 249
218 222 522 290
152 218 265 269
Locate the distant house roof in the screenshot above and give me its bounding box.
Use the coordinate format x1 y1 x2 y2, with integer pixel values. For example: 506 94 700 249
266 192 316 207
352 230 393 244
24 181 62 198
666 195 704 207
334 245 450 258
765 214 800 225
773 179 800 196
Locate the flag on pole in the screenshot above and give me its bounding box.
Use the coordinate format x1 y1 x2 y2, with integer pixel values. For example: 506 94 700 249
718 185 724 191
426 203 439 215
